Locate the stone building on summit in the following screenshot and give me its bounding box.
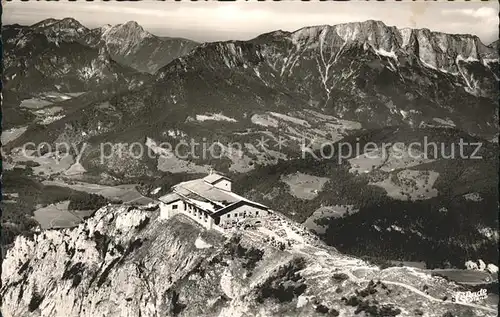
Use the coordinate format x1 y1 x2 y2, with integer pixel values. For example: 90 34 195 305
158 172 271 230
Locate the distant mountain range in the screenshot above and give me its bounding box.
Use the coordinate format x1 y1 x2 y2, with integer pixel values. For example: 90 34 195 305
3 18 199 85
2 19 151 93
5 19 498 166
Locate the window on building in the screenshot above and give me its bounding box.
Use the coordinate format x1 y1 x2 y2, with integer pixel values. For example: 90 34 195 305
227 214 231 218
172 204 178 210
256 211 259 216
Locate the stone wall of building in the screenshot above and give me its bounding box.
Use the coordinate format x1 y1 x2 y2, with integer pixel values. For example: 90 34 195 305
159 198 270 234
159 201 217 231
217 205 270 226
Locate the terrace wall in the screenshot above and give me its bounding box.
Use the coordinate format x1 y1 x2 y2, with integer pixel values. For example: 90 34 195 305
159 200 219 231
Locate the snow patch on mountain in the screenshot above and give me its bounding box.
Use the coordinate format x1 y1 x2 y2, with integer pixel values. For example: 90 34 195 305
101 21 153 53
195 113 238 122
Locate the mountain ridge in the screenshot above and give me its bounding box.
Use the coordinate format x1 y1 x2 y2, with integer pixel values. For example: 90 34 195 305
248 20 496 75
25 17 497 53
3 18 199 76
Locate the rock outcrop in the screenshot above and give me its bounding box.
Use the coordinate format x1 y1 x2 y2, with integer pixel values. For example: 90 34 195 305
1 205 497 317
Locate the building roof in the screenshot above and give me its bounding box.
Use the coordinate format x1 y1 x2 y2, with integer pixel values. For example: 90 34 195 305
212 200 269 218
158 192 182 204
203 173 232 184
174 179 238 205
184 197 218 213
170 174 268 217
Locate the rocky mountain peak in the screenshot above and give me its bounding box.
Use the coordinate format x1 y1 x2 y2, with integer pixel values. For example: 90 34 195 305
27 17 89 44
101 20 153 50
105 20 144 36
123 20 144 31
58 17 85 28
31 18 59 29
56 18 198 74
33 17 88 33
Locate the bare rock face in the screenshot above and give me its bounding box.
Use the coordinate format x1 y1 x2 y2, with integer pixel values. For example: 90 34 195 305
1 205 497 317
265 20 497 73
2 18 197 93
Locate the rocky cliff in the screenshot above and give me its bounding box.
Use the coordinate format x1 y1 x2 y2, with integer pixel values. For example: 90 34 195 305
1 205 497 317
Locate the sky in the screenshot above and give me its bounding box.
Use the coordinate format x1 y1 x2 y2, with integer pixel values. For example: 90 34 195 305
2 0 498 44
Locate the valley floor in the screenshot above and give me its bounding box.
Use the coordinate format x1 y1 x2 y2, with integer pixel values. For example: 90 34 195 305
42 180 155 205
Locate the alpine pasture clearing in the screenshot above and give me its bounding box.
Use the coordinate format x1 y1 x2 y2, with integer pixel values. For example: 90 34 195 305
304 205 358 234
349 143 433 175
42 180 155 205
371 170 439 201
34 201 94 229
280 172 330 200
